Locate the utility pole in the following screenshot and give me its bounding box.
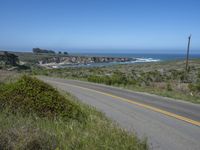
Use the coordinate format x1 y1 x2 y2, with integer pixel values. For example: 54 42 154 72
185 34 191 72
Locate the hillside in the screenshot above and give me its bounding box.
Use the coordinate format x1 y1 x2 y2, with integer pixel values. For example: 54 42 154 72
0 75 147 149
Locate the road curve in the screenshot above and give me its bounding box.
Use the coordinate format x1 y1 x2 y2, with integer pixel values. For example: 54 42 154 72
38 76 200 150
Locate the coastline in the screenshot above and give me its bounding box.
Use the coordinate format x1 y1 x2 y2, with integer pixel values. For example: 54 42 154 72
38 53 200 68
38 56 163 68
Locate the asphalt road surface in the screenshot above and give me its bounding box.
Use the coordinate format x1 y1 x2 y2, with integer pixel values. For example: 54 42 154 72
38 76 200 150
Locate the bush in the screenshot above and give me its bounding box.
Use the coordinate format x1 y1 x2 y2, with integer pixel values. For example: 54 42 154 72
0 75 86 121
189 82 200 92
0 125 59 150
87 71 128 86
166 82 172 91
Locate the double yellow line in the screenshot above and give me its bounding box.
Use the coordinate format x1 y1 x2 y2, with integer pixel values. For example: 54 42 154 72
56 80 200 127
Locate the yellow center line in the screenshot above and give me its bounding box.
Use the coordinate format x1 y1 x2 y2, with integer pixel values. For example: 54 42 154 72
54 80 200 127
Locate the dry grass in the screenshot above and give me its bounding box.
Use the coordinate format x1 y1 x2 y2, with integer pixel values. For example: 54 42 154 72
0 70 20 83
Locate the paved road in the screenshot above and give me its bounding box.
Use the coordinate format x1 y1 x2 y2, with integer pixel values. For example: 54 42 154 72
39 76 200 150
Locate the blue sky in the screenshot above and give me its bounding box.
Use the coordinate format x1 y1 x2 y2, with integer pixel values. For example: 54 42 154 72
0 0 199 53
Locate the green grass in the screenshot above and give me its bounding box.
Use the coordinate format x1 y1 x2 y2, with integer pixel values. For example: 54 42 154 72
0 75 85 121
0 76 147 150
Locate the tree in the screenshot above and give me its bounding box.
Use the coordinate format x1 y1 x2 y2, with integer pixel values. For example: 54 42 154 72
32 48 55 54
63 52 68 55
0 51 19 65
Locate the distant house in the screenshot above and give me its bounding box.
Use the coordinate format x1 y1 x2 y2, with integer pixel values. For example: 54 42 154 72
0 51 19 66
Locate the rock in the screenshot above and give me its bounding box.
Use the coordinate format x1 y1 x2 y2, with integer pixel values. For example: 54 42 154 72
38 56 135 66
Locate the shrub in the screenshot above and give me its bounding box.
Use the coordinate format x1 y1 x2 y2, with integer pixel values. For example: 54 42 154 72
189 82 200 92
0 75 86 121
166 82 172 91
0 126 59 150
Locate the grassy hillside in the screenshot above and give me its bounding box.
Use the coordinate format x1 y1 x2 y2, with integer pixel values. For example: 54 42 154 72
31 59 200 103
0 76 147 150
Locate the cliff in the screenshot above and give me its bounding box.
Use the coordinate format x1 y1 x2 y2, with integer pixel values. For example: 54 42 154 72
38 56 135 66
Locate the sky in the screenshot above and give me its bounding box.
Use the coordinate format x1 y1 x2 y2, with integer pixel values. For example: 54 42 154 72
0 0 200 53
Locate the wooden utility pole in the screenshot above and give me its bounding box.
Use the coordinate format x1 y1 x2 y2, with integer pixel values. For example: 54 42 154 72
185 35 191 72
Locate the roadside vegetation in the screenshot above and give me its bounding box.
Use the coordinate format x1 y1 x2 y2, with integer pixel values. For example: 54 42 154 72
0 75 147 150
0 70 20 84
30 59 200 104
1 51 200 103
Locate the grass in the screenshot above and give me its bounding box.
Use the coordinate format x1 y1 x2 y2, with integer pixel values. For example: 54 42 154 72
124 84 200 104
30 59 200 104
0 75 147 150
0 101 147 150
0 70 20 84
0 75 86 121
